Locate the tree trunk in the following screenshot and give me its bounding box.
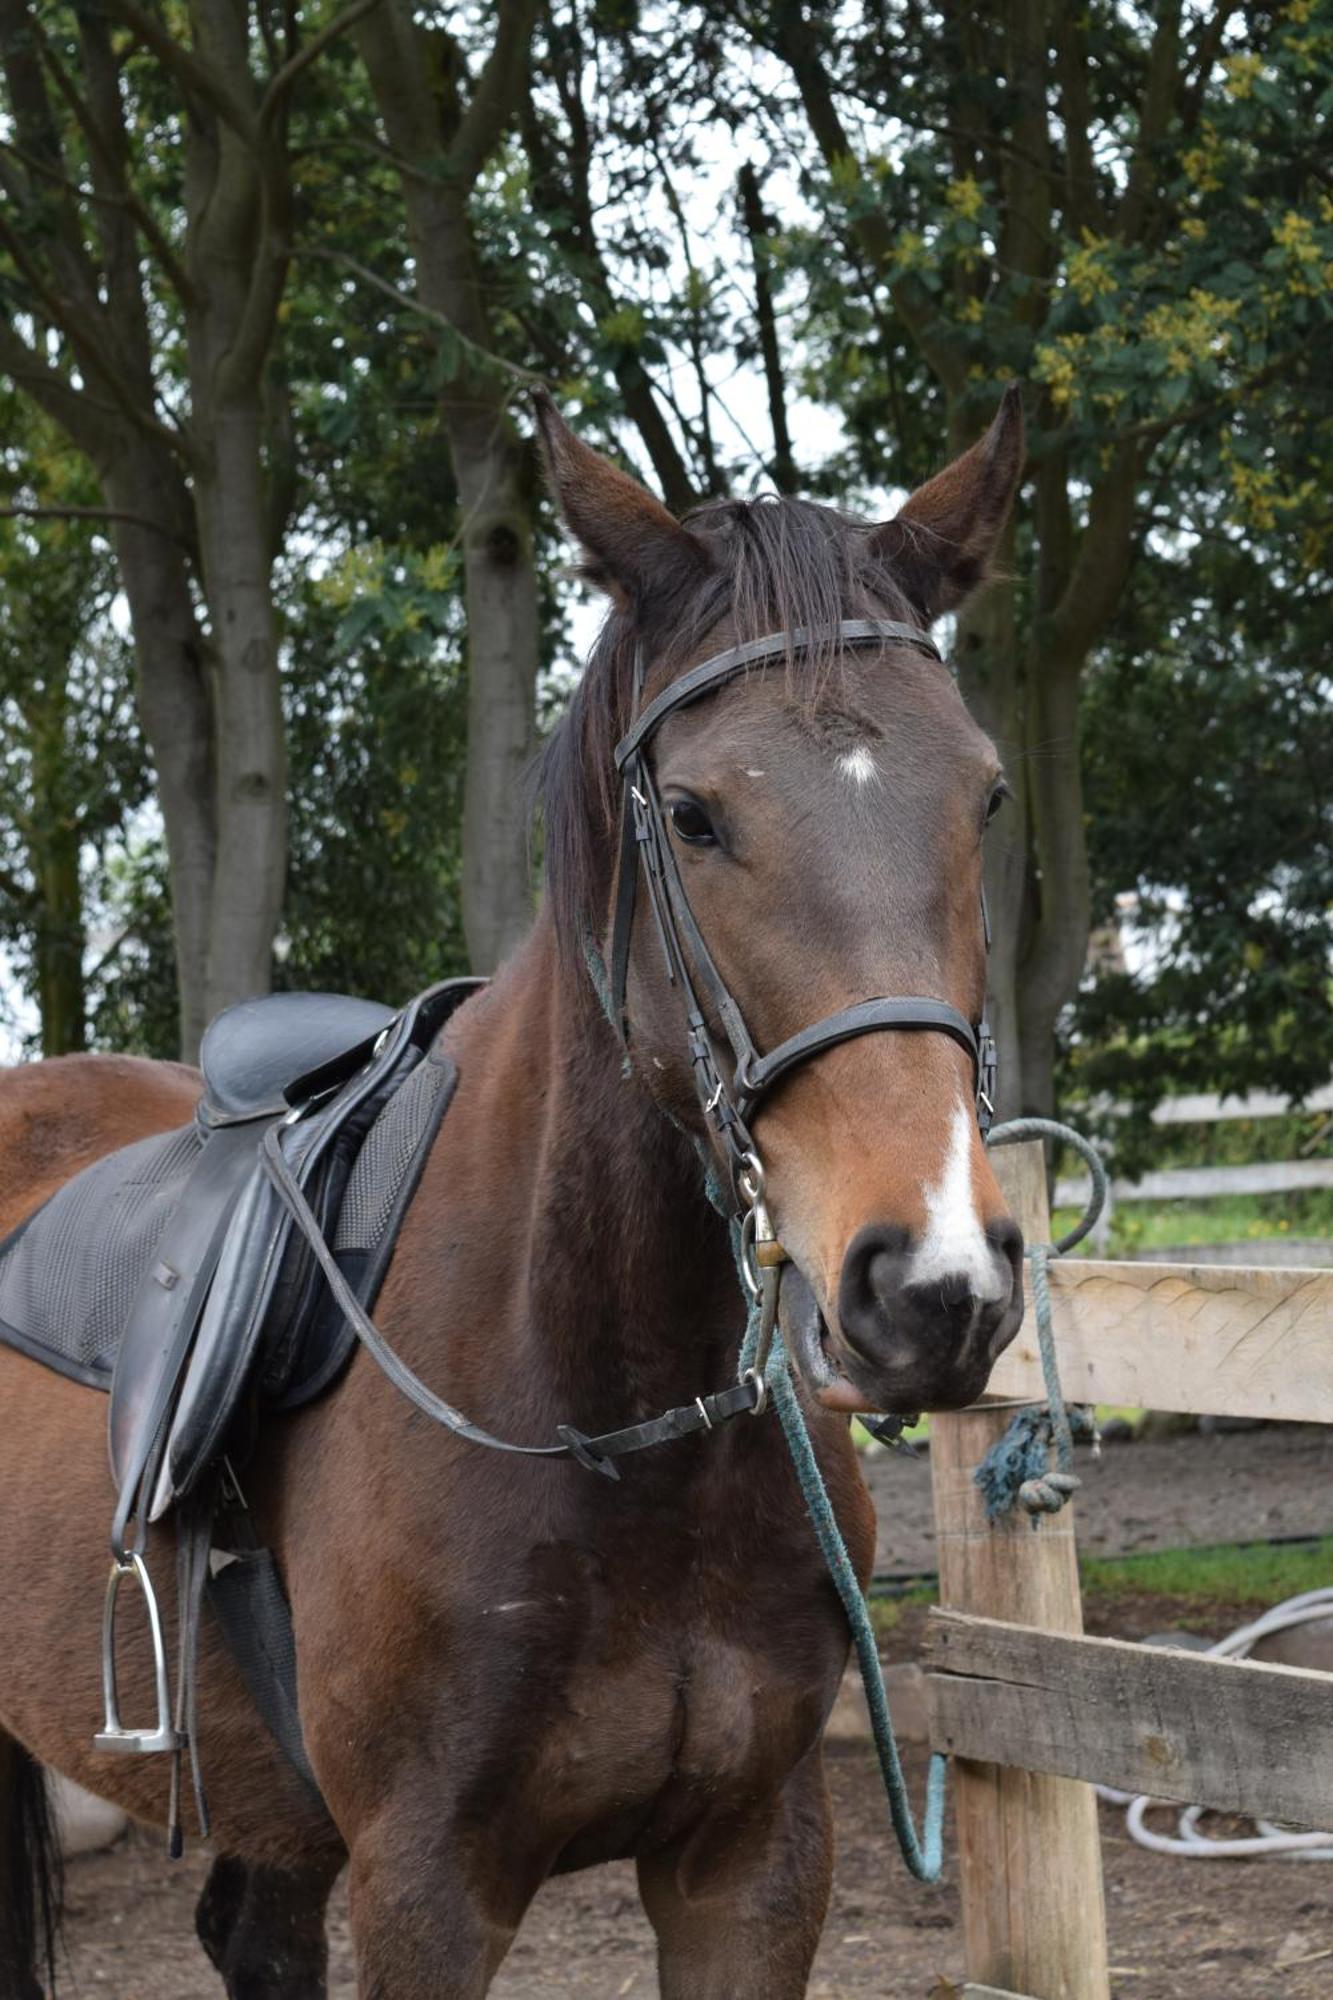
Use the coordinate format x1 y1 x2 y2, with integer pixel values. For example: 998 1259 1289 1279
358 0 541 973
105 451 218 1059
953 531 1028 1120
454 419 541 970
35 833 85 1057
190 399 287 1017
1014 640 1093 1117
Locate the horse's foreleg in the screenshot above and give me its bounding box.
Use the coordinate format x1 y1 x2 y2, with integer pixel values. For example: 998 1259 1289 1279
637 1748 835 2000
196 1852 337 2000
346 1807 539 2000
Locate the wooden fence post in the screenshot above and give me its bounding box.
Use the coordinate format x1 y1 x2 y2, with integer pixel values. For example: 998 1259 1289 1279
929 1139 1110 2000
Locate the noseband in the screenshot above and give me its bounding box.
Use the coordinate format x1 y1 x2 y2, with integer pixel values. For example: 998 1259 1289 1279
605 618 998 1199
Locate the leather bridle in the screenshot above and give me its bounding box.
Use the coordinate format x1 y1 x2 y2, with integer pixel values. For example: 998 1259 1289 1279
263 616 999 1473
605 618 997 1205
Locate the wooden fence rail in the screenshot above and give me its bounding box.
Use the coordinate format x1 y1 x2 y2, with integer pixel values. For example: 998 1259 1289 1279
927 1612 1333 1829
924 1141 1333 2000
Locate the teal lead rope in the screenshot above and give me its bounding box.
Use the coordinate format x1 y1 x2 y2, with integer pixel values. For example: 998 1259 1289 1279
722 1196 946 1883
587 946 1094 1880
975 1119 1108 1518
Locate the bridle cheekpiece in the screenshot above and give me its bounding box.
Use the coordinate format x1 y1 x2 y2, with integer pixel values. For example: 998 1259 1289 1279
604 618 998 1200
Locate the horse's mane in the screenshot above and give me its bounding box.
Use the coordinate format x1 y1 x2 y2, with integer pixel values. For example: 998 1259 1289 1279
539 493 920 965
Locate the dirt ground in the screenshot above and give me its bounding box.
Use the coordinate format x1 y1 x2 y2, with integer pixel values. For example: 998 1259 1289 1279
53 1424 1333 2000
864 1417 1333 1575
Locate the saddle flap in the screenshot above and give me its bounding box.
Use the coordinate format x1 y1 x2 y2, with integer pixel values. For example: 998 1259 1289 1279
155 981 477 1513
107 1121 271 1513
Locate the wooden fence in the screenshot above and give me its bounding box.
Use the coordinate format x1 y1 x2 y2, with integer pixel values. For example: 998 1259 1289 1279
1052 1081 1333 1254
927 1142 1333 2000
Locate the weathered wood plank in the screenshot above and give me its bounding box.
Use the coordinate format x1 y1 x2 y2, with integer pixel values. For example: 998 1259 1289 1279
1055 1156 1333 1206
985 1260 1333 1420
926 1610 1333 1830
929 1143 1109 2000
1145 1083 1333 1124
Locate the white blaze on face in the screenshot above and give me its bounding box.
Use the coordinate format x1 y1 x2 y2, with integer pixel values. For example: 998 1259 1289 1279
837 745 879 787
907 1097 1005 1303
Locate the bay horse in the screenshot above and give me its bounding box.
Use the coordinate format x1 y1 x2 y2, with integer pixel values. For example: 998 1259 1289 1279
0 387 1026 1999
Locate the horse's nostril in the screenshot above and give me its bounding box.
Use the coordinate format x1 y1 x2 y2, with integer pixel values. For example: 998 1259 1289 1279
839 1215 1020 1362
987 1214 1024 1278
839 1223 911 1344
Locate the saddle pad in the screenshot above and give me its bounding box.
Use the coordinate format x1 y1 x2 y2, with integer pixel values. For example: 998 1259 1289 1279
0 1122 205 1388
0 1045 458 1403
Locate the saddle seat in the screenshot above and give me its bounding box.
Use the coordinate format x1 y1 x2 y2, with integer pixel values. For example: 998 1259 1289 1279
199 991 396 1122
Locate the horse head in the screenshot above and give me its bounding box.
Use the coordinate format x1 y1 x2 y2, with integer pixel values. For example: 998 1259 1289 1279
539 388 1027 1417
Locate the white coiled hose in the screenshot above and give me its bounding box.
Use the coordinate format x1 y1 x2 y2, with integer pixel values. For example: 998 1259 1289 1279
1098 1587 1333 1858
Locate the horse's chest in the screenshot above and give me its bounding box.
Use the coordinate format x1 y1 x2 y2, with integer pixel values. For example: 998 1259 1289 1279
484 1578 839 1853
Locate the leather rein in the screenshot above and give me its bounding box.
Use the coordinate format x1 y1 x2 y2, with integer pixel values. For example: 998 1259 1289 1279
263 617 997 1474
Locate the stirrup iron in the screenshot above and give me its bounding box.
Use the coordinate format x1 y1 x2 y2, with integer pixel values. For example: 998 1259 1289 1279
93 1552 183 1756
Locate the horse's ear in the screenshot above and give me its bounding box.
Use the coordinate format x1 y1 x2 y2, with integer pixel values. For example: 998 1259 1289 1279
534 390 712 610
870 383 1025 621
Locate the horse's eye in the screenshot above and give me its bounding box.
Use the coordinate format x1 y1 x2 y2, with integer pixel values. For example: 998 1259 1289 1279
669 798 717 846
985 780 1011 825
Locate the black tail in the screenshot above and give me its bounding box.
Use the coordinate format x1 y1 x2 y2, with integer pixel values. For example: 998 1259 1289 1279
0 1735 63 1999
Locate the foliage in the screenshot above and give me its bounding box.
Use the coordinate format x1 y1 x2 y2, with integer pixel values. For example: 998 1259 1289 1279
1071 530 1332 1140
0 1 1327 1117
280 571 469 1000
0 396 149 1053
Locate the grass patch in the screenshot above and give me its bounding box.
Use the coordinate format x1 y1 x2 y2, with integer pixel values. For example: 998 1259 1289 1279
869 1585 934 1637
866 1536 1333 1639
1055 1186 1333 1257
1080 1535 1333 1607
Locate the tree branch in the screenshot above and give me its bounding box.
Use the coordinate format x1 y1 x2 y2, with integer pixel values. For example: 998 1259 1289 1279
0 502 192 549
37 24 195 302
1045 439 1144 661
0 321 118 461
767 6 968 397
519 28 697 511
103 0 255 138
301 245 542 388
259 0 384 133
449 0 538 191
739 161 797 493
1116 0 1183 244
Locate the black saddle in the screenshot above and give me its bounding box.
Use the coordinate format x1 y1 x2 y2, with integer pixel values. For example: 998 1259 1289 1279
0 977 482 1811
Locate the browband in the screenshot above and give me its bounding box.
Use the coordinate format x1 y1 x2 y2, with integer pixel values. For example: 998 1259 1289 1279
614 618 941 770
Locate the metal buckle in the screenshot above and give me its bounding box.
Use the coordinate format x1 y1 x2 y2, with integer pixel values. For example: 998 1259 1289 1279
93 1553 184 1756
742 1367 768 1417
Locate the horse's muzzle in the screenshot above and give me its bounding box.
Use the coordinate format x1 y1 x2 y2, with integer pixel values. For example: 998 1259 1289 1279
780 1223 1024 1415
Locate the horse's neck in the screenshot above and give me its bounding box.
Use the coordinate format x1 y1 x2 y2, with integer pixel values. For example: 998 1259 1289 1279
439 921 742 1420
